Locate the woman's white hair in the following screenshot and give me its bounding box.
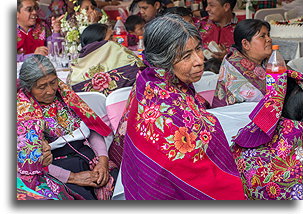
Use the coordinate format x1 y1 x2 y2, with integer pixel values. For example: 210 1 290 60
19 55 57 92
143 13 202 71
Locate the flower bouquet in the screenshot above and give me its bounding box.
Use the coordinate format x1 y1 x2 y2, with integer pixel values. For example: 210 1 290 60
60 0 109 64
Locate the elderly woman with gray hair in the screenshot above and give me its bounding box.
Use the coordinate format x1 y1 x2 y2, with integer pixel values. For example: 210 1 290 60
109 14 245 200
17 55 117 200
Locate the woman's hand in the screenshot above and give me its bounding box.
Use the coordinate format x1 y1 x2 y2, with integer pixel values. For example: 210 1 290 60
67 171 101 187
41 141 53 167
51 15 64 33
93 156 109 186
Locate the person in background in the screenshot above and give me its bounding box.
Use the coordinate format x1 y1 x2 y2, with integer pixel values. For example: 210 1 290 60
196 0 238 60
17 0 64 62
125 15 146 48
157 6 194 24
109 14 245 200
130 0 163 22
282 0 303 17
70 23 145 96
231 70 303 200
17 55 117 200
252 0 277 12
212 19 272 108
95 0 120 8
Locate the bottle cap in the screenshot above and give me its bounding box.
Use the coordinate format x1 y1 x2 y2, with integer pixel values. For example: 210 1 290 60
116 16 122 20
272 45 279 50
139 36 143 39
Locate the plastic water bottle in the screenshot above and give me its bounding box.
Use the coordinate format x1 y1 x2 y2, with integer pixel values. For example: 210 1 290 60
113 16 128 47
137 36 144 60
265 45 286 92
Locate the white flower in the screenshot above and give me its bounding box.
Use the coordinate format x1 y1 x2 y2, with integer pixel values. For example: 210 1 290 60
295 147 303 163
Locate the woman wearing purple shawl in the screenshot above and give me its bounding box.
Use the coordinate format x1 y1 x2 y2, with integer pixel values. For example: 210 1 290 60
109 14 245 200
231 70 303 200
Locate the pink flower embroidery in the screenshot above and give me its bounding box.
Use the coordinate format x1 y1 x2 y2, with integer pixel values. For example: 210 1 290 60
282 120 294 134
142 103 161 124
266 182 281 199
200 129 212 144
158 89 170 99
254 67 266 80
240 58 255 71
182 111 194 128
91 72 112 91
277 139 292 158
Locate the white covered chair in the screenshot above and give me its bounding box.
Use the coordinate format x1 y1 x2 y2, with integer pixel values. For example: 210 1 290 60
254 7 286 20
76 92 114 151
207 102 258 146
284 8 299 21
105 87 133 200
287 57 303 73
264 13 285 22
105 87 132 133
193 71 219 106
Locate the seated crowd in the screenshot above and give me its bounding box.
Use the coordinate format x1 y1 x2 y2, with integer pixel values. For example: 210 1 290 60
17 0 303 200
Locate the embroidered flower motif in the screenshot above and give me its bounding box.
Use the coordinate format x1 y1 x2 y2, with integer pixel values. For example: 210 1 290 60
17 126 26 135
29 149 42 162
174 127 196 154
276 139 292 158
291 184 303 200
150 133 159 144
158 89 170 99
200 129 212 145
266 182 281 199
240 58 255 71
236 158 246 173
281 120 294 134
17 102 31 115
168 150 176 158
91 72 112 91
182 111 195 128
144 84 154 100
79 103 94 116
254 67 266 80
142 104 161 124
26 129 39 142
17 150 27 163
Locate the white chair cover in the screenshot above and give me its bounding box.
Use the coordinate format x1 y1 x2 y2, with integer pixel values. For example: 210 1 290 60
264 13 285 22
254 8 286 20
105 87 132 133
76 92 114 151
207 102 258 146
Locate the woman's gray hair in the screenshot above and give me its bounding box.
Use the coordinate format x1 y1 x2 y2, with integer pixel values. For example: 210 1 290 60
19 55 57 92
144 13 202 71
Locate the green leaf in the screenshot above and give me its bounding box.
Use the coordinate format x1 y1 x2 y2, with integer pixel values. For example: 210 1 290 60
138 103 144 114
195 140 203 149
172 152 185 161
159 103 170 113
155 117 164 132
283 171 290 180
165 135 174 144
108 80 118 90
263 172 274 184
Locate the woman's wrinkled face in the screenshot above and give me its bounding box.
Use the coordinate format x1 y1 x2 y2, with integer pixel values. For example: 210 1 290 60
31 73 58 105
246 26 272 61
173 38 204 84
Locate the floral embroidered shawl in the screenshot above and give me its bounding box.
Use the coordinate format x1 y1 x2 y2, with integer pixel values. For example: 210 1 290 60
17 80 111 199
109 61 245 200
17 19 51 55
70 40 145 96
212 47 267 108
231 70 303 200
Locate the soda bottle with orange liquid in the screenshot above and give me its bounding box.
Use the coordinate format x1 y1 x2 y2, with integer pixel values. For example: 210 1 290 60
265 45 286 92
